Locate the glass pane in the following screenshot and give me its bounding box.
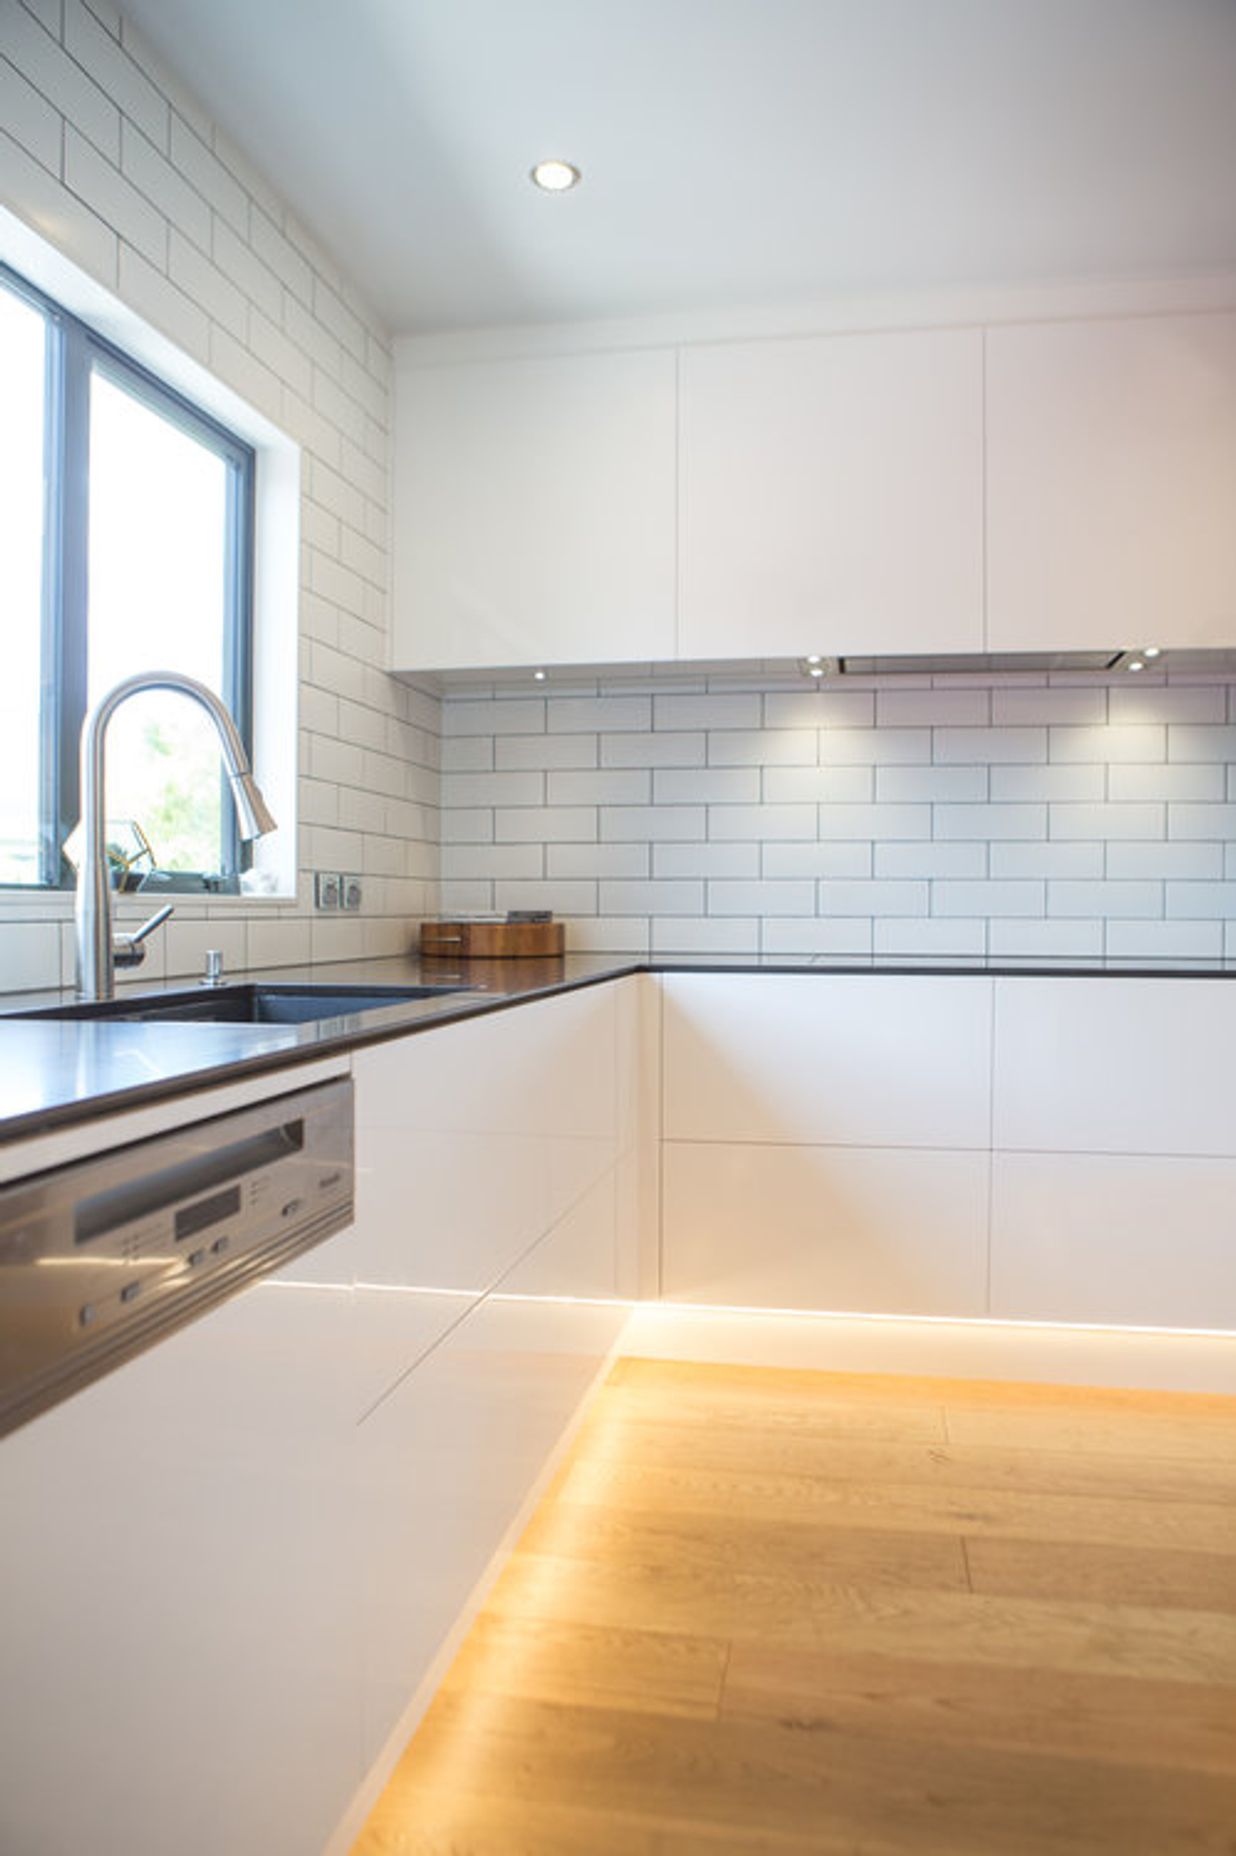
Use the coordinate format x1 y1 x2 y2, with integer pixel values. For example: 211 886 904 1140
88 368 232 876
0 283 48 885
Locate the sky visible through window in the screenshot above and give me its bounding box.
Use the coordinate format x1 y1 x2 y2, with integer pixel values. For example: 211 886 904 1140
0 288 235 888
0 289 45 885
88 371 229 878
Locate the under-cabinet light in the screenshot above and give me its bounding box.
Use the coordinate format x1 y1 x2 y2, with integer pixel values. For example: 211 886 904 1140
531 159 581 192
1143 645 1162 658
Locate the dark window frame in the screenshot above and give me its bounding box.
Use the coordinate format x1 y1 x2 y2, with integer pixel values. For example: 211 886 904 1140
1 259 256 890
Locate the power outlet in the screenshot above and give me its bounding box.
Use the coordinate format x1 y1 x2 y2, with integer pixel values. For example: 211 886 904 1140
341 874 363 912
314 871 342 911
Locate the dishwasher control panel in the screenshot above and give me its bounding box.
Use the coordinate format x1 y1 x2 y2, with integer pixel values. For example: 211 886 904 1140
0 1076 353 1436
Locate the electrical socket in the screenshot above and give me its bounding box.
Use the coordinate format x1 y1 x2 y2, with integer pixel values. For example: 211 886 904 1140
341 874 363 912
314 871 342 911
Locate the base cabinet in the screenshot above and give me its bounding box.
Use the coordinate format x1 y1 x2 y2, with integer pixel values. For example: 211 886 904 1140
0 981 642 1856
659 972 1236 1335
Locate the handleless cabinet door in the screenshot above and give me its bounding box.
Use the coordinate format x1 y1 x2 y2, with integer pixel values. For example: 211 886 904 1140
679 327 984 659
393 348 677 670
986 313 1236 651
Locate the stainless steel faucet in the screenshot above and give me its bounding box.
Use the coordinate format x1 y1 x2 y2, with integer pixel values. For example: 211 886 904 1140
73 670 277 1000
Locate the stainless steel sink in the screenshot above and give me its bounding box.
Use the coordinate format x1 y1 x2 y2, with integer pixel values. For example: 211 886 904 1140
12 982 476 1026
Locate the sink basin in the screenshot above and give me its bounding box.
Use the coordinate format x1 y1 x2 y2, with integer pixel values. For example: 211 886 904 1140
12 982 476 1026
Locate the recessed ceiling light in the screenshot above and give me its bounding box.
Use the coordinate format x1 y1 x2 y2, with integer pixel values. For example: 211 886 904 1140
808 665 826 679
531 160 580 193
1143 645 1162 659
533 669 547 681
1127 659 1146 673
806 655 823 665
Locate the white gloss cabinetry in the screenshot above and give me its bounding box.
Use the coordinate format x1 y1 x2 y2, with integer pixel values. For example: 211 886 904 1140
0 980 641 1856
678 329 984 658
0 1244 365 1856
990 977 1236 1329
986 313 1236 651
351 980 639 1782
659 971 1236 1334
660 974 993 1317
391 350 677 669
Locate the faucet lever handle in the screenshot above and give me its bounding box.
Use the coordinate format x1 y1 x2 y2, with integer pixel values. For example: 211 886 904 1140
128 904 174 945
112 903 174 969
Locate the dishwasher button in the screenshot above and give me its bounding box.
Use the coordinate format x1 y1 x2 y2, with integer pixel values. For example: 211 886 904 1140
119 1281 142 1305
211 1235 230 1257
78 1303 97 1328
187 1248 207 1268
281 1198 304 1219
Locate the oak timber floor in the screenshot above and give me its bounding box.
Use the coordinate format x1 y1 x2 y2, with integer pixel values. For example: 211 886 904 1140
351 1358 1236 1855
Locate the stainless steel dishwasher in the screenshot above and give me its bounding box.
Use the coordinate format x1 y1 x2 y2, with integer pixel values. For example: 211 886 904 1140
0 1076 354 1436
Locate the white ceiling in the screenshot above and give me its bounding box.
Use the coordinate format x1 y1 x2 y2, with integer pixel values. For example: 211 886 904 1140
120 0 1236 335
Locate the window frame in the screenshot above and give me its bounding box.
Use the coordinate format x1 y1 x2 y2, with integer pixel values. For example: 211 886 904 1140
1 259 256 891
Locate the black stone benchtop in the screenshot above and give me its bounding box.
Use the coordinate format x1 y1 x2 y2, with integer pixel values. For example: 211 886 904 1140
2 949 1234 1146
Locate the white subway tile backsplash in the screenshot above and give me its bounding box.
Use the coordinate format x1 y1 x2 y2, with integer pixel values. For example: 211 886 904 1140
1050 803 1165 840
876 688 989 727
1050 724 1166 763
445 698 544 737
428 672 1236 965
817 880 928 917
600 880 703 916
762 842 873 878
711 803 816 841
934 727 1047 764
1106 920 1224 957
991 687 1106 725
652 767 760 805
709 880 815 917
602 805 706 841
495 733 597 770
496 806 596 843
933 880 1044 918
656 842 761 878
549 769 651 805
765 917 873 954
764 691 873 730
653 917 759 954
1108 763 1225 802
601 731 705 767
935 803 1045 840
551 695 651 732
1167 724 1236 762
873 918 985 955
1169 803 1236 839
709 729 815 766
1106 842 1224 879
989 841 1104 878
1165 883 1236 919
990 764 1105 802
988 919 1104 957
549 842 649 879
1047 881 1162 918
874 842 986 878
653 692 761 731
441 844 544 880
819 802 931 840
1109 685 1227 725
876 765 988 802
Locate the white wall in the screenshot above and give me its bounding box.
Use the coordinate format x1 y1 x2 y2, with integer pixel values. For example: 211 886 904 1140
0 0 440 993
440 665 1236 959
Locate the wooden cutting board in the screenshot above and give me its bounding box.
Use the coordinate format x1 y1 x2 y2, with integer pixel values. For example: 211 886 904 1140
419 919 565 959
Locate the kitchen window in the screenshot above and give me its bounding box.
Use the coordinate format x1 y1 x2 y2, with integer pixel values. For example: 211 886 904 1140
0 260 255 892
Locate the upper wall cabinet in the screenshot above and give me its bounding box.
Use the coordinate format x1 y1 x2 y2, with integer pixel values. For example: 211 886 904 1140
392 348 677 670
986 313 1236 651
678 328 984 660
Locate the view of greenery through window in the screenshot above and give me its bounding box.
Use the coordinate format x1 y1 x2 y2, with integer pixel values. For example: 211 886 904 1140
0 267 251 890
